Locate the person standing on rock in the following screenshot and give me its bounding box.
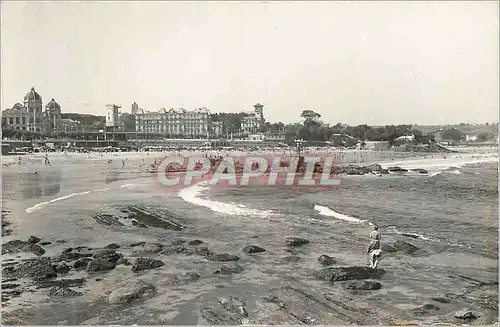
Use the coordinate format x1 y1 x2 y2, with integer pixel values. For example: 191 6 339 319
367 225 382 268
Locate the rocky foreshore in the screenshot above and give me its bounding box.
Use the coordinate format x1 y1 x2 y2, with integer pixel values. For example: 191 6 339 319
2 230 497 325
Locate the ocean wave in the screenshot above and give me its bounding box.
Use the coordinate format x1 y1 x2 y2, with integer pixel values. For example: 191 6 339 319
178 181 275 217
385 226 431 241
26 189 108 213
313 204 372 225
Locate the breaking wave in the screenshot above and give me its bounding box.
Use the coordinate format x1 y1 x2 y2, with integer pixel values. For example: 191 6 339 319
178 181 274 217
313 204 373 225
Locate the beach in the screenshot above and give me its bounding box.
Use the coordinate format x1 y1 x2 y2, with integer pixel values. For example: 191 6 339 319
1 149 498 325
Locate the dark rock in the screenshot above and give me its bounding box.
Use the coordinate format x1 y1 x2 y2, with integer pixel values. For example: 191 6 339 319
431 297 450 304
73 258 92 270
316 266 386 282
116 258 131 266
188 239 204 246
285 237 310 247
131 257 165 273
40 241 52 246
62 247 74 254
345 280 382 290
104 243 120 249
86 259 116 273
207 253 240 262
364 164 383 172
171 239 186 245
93 249 122 263
131 220 148 228
412 303 440 316
36 278 86 289
213 264 245 275
130 241 146 247
267 286 357 324
92 213 125 226
388 166 408 173
54 248 94 262
392 240 419 254
318 255 336 266
283 255 300 263
160 245 193 255
125 206 184 230
410 168 428 174
380 169 390 174
242 245 265 254
108 280 156 304
401 233 420 239
27 236 41 244
2 283 20 289
454 308 477 320
55 240 67 243
2 257 57 281
53 262 70 274
48 286 83 297
195 247 213 257
2 240 45 256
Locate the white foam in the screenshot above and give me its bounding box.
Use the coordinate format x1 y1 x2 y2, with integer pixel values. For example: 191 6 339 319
26 189 109 213
386 225 432 241
120 183 136 188
178 181 274 217
313 204 371 225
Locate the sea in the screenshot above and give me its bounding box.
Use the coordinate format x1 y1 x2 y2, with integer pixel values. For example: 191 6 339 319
1 149 498 324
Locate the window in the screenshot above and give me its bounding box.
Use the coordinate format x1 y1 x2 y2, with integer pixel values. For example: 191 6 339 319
9 117 13 124
16 117 20 124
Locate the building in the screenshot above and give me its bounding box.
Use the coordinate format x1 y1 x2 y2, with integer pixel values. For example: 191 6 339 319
24 87 44 132
2 103 27 131
210 121 224 138
465 134 478 142
59 118 81 132
135 107 211 138
241 103 265 135
131 102 139 115
105 104 121 129
45 98 62 134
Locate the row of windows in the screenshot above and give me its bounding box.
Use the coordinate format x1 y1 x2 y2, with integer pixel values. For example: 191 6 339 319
3 117 27 125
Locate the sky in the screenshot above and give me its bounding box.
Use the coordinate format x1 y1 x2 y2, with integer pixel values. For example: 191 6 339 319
1 1 498 125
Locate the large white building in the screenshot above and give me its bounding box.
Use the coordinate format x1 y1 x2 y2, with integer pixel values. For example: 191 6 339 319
105 104 121 128
135 106 212 137
241 103 265 134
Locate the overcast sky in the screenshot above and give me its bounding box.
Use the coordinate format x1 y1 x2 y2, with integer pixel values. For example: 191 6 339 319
1 1 498 125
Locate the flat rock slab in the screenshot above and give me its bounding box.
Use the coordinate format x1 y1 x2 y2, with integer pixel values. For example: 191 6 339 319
267 286 357 324
2 257 56 281
86 259 116 273
285 237 310 247
207 253 240 262
131 257 165 272
344 280 382 290
201 297 248 324
316 267 386 282
2 240 45 256
242 245 266 254
48 286 83 297
108 280 157 304
318 255 336 266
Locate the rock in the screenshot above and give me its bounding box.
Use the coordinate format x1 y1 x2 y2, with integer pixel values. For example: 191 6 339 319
242 245 265 254
166 272 201 285
388 166 408 172
2 240 45 256
410 168 428 174
48 286 83 296
73 258 92 270
267 286 357 324
40 241 52 246
160 245 193 255
104 243 120 249
412 303 440 315
2 257 56 281
201 297 249 324
86 259 116 273
53 262 70 274
55 240 67 243
285 237 310 247
207 253 240 262
195 247 212 257
171 239 186 245
131 257 164 273
27 236 41 244
392 240 419 254
380 169 390 174
344 280 382 290
364 164 383 172
283 255 300 263
129 241 146 247
431 297 450 304
213 264 245 275
315 267 386 282
93 249 122 263
318 255 336 266
131 243 164 255
2 283 20 289
454 308 477 320
54 247 94 262
36 278 86 289
108 280 157 304
116 258 131 266
188 239 204 246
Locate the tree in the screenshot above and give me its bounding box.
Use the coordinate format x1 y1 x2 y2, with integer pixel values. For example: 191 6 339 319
300 109 321 121
440 128 465 142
